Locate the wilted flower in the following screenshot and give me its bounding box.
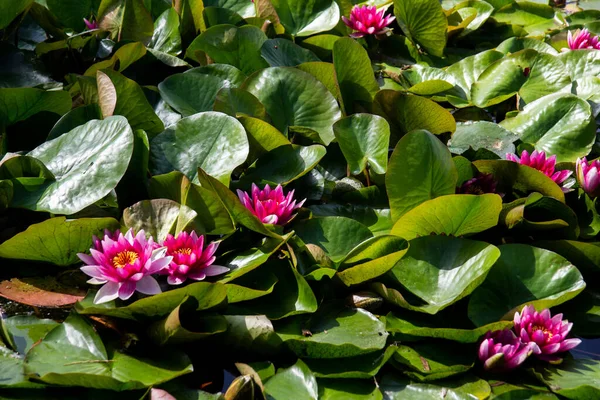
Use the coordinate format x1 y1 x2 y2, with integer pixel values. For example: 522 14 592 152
83 18 98 30
458 173 498 195
78 229 172 304
160 231 229 285
506 150 572 190
576 157 600 198
342 5 395 39
237 183 305 225
514 305 581 363
478 329 540 371
567 28 600 50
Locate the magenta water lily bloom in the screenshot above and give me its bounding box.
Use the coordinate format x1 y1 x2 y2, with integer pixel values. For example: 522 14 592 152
576 157 600 198
78 229 172 304
458 173 498 195
342 5 395 39
506 150 572 190
514 305 581 362
160 231 229 285
479 329 540 371
237 183 305 225
83 18 98 30
568 28 600 50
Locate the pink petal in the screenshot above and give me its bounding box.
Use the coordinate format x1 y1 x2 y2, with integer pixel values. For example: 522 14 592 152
118 281 136 300
203 265 230 276
136 276 162 295
94 282 120 304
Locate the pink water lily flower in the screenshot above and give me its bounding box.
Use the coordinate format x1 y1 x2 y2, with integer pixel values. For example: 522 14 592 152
342 5 395 39
83 18 98 30
506 150 572 190
514 305 581 363
160 231 229 285
568 28 600 50
576 157 600 198
78 229 172 304
458 173 499 195
479 329 540 371
237 183 305 225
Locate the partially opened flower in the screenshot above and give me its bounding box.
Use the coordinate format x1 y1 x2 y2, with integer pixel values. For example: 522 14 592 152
237 183 305 225
514 305 581 362
506 150 572 190
567 28 600 50
83 18 98 30
458 173 499 195
161 231 229 285
479 329 540 372
576 157 600 198
78 229 172 304
342 5 395 39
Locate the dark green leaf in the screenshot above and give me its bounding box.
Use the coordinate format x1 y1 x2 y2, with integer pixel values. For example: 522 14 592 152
468 244 586 326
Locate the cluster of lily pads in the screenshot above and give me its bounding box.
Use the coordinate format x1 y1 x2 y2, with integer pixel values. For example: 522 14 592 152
1 0 600 399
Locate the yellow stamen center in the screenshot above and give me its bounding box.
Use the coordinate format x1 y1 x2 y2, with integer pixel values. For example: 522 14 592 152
532 325 553 338
112 251 138 268
174 248 192 255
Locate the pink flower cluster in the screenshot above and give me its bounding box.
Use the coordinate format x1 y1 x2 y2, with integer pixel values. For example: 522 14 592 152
237 183 305 225
506 150 572 191
568 28 600 50
79 229 227 304
479 305 580 371
83 18 98 31
342 5 395 39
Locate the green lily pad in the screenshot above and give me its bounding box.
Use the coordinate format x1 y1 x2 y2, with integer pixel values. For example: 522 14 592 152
385 312 513 343
468 244 586 326
270 0 340 37
0 88 71 129
214 87 267 120
185 25 268 74
158 65 246 116
239 144 326 186
379 373 491 400
276 306 388 358
309 204 393 236
558 49 600 80
12 116 133 215
147 298 228 345
533 240 600 279
531 358 600 399
0 0 34 29
261 38 320 67
393 0 448 57
333 37 380 114
448 121 517 158
375 91 456 139
381 236 500 314
0 216 119 266
500 93 596 162
24 314 193 390
293 217 374 263
242 67 342 145
75 282 228 321
333 114 390 175
305 346 397 379
387 130 458 221
391 194 503 240
149 8 182 55
1 315 59 354
318 378 382 399
150 111 249 186
264 359 318 400
391 343 475 382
